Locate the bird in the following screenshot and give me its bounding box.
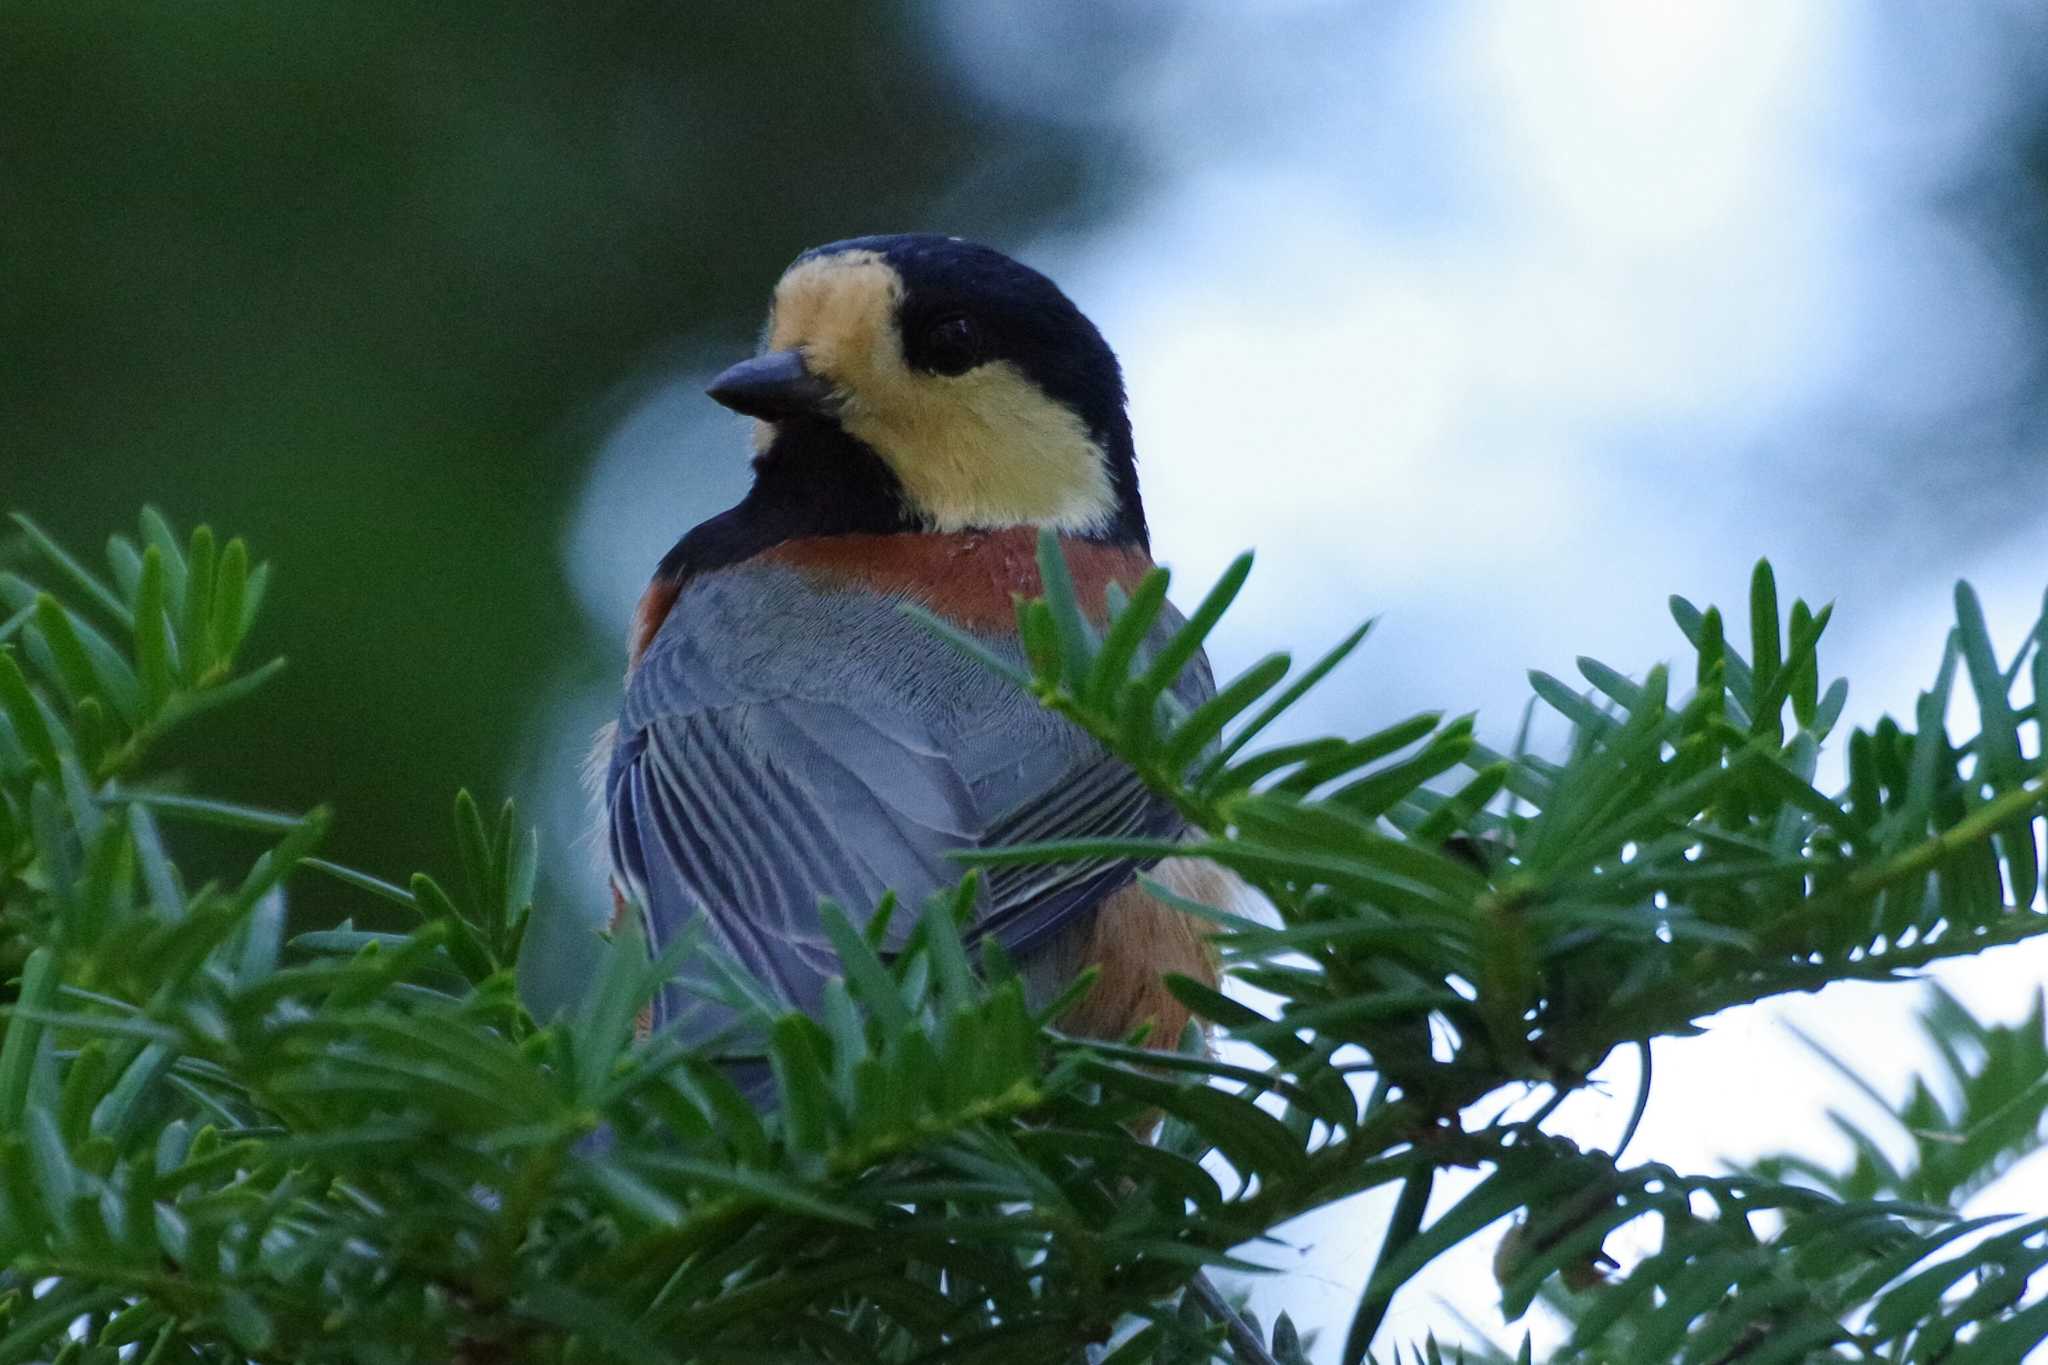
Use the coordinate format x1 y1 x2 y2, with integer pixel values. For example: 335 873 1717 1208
593 233 1228 1072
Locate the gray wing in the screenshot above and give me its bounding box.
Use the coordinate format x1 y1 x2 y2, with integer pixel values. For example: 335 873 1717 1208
604 564 1212 1053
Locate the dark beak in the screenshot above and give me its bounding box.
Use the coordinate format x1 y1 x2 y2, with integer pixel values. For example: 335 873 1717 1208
706 350 839 421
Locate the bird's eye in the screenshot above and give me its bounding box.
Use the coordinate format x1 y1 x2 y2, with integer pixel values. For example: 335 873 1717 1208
919 313 985 373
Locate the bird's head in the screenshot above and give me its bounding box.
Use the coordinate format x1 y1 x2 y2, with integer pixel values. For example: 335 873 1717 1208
707 235 1146 546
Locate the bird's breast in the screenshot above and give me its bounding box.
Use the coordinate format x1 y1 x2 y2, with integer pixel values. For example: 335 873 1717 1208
759 527 1151 633
629 526 1152 667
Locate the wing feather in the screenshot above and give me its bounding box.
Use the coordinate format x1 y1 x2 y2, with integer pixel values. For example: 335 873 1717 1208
605 562 1212 1049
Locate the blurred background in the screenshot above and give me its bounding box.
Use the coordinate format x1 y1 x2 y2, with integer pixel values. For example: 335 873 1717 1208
6 1 2047 1354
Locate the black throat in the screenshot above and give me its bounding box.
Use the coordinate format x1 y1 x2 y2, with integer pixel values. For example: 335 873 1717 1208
653 419 920 582
655 412 1150 584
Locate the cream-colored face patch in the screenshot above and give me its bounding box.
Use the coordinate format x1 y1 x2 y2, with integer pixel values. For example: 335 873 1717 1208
758 250 1118 534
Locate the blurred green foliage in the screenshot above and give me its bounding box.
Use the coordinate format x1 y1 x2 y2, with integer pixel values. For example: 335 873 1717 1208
0 0 1138 909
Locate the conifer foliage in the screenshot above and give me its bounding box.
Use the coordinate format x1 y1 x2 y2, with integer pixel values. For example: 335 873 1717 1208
0 512 2043 1362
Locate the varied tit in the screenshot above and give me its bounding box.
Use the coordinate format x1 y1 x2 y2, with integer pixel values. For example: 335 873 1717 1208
595 234 1226 1070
